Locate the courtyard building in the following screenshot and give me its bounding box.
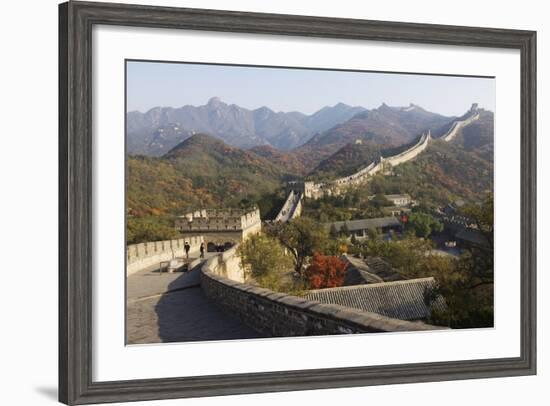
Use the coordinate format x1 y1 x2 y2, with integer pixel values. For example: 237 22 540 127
327 216 403 239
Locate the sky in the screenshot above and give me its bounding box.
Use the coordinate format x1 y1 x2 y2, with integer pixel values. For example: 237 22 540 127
126 61 495 117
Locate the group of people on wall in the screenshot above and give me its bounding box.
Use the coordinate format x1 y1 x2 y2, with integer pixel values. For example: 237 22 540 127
182 240 234 259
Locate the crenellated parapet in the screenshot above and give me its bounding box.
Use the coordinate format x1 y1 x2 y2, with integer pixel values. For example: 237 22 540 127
274 188 306 223
175 207 261 243
276 105 482 221
176 208 261 232
314 130 432 197
382 130 431 167
126 236 204 276
200 246 447 336
441 107 481 142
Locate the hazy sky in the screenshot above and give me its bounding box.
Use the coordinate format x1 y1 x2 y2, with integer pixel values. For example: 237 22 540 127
126 61 495 117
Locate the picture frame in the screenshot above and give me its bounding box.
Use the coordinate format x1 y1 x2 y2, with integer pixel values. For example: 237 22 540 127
59 1 537 404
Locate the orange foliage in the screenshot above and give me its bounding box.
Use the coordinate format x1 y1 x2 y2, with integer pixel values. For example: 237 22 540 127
147 207 165 216
304 252 347 289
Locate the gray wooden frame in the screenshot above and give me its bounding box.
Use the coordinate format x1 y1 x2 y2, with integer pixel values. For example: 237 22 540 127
59 1 537 404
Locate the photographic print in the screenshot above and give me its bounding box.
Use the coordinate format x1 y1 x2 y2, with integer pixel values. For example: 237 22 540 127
125 60 495 345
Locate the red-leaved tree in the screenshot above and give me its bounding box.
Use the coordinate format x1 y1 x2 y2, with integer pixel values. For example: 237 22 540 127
304 252 347 289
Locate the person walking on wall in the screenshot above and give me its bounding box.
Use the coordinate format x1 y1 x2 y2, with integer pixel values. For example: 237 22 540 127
184 241 190 259
200 242 205 259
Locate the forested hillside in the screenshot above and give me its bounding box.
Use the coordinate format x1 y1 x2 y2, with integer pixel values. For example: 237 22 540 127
368 140 493 206
126 105 493 243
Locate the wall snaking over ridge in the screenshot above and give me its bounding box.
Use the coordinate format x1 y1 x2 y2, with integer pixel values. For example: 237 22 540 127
441 113 480 142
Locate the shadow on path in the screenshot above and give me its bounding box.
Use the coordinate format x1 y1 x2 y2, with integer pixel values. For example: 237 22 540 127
126 261 264 344
127 257 203 300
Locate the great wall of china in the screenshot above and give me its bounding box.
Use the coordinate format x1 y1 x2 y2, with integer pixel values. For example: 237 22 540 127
273 190 303 222
126 236 204 276
125 107 480 341
441 112 481 142
200 244 444 336
274 107 480 222
126 236 446 338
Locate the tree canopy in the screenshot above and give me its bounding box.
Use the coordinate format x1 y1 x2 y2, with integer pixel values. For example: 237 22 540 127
304 253 347 289
237 233 294 292
406 212 443 238
266 216 344 276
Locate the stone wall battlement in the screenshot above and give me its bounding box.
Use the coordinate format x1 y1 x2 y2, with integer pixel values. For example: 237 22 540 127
176 208 261 232
441 112 480 142
200 248 444 336
383 131 431 167
303 131 431 198
274 190 303 222
126 236 204 276
282 110 479 206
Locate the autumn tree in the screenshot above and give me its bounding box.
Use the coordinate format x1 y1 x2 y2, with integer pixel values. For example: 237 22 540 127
304 252 347 289
339 222 350 237
360 195 494 328
329 223 339 238
237 233 293 292
406 212 443 238
266 216 343 277
126 216 180 244
461 193 494 248
426 194 494 328
426 251 494 328
370 193 393 208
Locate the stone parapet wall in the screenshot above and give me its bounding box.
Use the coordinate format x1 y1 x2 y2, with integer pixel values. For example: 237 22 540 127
175 208 261 232
200 249 443 337
126 236 204 276
298 112 480 203
302 131 432 201
290 194 303 219
274 190 298 222
274 191 303 223
384 131 431 167
441 113 480 142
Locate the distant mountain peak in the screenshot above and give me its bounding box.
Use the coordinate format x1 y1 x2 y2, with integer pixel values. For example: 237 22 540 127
254 105 274 115
376 103 395 113
402 103 424 112
334 102 350 108
207 96 223 106
126 99 466 158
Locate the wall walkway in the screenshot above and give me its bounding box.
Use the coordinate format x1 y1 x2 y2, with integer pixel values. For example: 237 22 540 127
126 236 204 276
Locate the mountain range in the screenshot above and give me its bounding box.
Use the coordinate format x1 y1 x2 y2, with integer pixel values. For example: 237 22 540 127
128 107 493 207
291 103 461 171
127 97 366 155
126 98 472 163
127 103 494 243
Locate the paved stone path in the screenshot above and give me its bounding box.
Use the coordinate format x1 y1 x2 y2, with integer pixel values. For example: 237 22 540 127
126 255 264 344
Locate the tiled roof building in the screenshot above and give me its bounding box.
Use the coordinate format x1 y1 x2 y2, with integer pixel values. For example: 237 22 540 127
304 277 446 322
384 194 412 206
329 217 402 233
362 256 404 282
343 255 403 285
343 261 384 285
